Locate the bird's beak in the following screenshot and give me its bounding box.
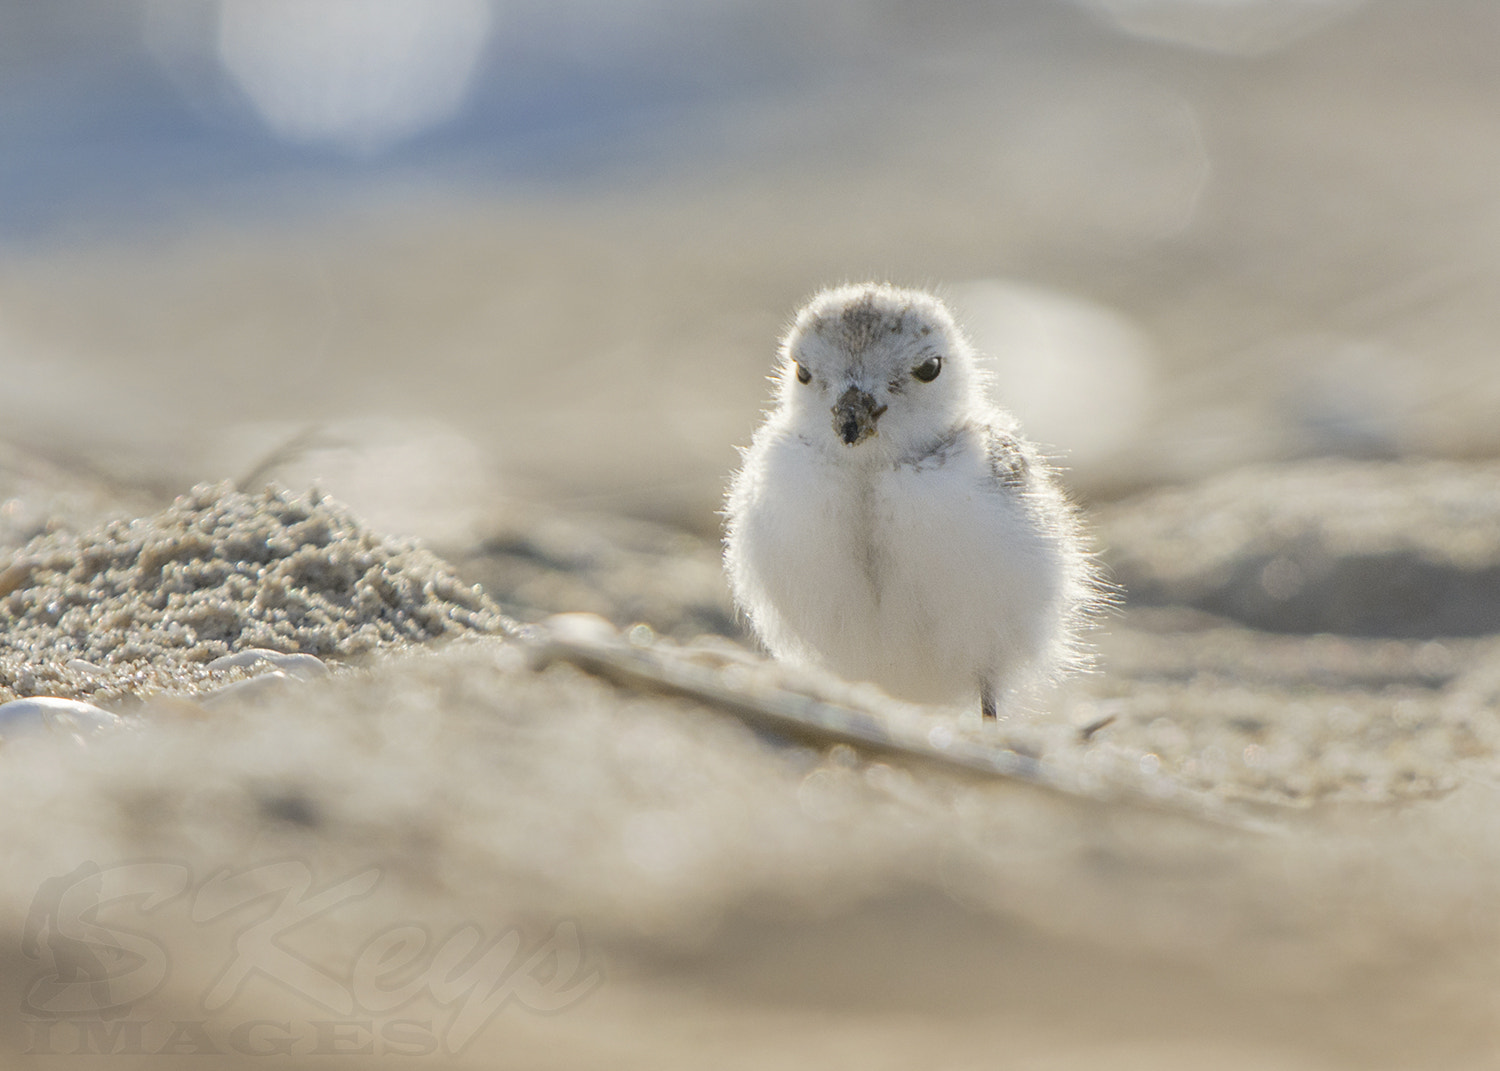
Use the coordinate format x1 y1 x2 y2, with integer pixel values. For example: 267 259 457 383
832 386 888 446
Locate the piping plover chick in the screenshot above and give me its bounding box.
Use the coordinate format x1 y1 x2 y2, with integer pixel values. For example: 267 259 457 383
724 283 1100 719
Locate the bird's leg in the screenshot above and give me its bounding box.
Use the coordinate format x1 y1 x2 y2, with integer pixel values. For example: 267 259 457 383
980 679 997 720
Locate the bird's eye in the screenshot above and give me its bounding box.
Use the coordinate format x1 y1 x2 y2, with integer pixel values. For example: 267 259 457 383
912 355 942 382
795 362 812 384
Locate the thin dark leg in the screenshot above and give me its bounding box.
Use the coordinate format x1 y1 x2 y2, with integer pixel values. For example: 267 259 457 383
980 679 997 720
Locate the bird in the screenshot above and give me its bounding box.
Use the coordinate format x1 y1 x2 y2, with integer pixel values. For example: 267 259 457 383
724 283 1102 719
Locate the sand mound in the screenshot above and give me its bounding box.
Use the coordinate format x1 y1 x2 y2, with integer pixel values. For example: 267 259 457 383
0 482 512 706
1100 459 1500 637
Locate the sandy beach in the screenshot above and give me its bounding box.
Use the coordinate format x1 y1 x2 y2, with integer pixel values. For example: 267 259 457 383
4 2 1500 1067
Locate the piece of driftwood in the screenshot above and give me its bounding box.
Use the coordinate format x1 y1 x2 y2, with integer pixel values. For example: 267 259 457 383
524 620 1277 834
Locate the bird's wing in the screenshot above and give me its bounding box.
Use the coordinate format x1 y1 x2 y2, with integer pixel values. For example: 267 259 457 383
981 424 1032 489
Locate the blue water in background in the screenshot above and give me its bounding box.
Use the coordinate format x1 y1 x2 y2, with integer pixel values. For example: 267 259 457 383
0 1 862 248
0 1 1104 251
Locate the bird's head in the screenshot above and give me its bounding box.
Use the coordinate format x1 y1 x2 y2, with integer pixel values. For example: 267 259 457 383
775 283 982 458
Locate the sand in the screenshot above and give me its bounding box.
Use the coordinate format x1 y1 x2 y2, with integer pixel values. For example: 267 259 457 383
1100 459 1500 637
1 452 1499 1069
0 482 511 707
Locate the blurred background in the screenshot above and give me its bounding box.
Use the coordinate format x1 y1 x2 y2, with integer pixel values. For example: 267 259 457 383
2 0 1499 539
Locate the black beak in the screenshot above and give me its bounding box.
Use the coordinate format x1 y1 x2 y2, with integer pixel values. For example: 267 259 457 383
832 386 887 446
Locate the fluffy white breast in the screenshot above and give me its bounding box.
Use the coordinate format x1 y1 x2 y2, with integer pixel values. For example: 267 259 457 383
726 418 1071 704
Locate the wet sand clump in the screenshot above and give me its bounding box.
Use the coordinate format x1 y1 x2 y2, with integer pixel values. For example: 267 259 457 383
0 482 511 706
